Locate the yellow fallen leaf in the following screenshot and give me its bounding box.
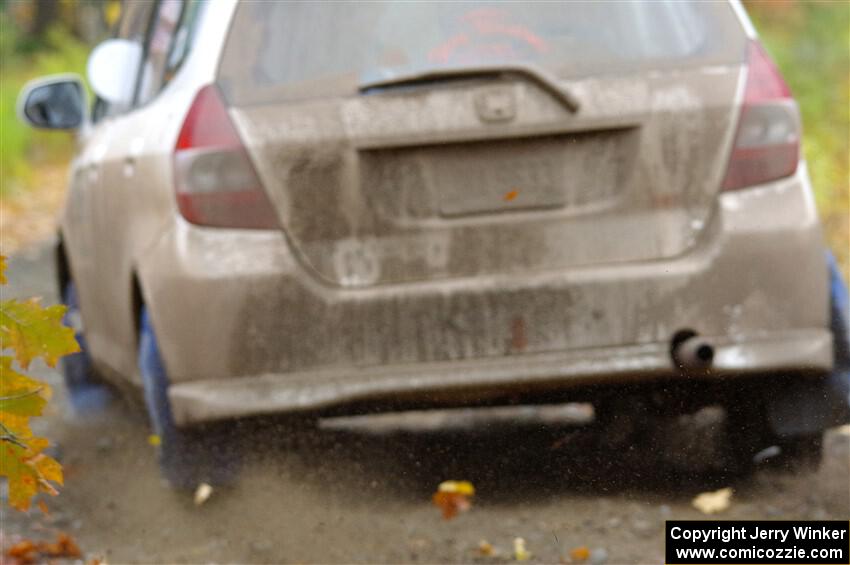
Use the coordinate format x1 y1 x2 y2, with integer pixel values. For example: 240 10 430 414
478 540 495 557
433 480 475 520
513 537 531 561
438 480 475 496
570 545 590 563
147 434 161 447
433 491 471 520
194 482 213 506
692 487 733 514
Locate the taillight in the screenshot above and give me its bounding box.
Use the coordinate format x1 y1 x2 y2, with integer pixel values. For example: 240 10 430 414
721 41 800 191
174 85 278 229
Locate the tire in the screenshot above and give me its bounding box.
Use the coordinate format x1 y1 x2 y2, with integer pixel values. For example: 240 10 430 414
826 250 850 426
725 394 823 474
138 307 238 489
60 282 110 413
828 250 850 368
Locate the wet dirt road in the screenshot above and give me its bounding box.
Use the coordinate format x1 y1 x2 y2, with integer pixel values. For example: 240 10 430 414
2 243 849 564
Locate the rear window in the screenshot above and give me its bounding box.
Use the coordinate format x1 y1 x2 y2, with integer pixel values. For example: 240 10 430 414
219 1 746 106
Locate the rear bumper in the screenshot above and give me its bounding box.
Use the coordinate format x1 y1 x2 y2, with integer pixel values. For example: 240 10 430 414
169 328 832 425
137 166 831 425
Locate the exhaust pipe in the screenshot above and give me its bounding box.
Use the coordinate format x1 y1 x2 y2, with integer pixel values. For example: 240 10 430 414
671 332 714 371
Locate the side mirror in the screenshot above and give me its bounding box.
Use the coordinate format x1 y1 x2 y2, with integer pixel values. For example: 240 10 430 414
87 38 142 106
17 74 87 130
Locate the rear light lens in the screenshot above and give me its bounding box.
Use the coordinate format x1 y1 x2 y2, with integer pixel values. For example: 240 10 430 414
174 85 278 229
721 41 800 191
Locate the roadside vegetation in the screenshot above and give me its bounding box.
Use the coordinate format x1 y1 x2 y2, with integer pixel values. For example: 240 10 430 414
0 14 90 197
0 2 109 254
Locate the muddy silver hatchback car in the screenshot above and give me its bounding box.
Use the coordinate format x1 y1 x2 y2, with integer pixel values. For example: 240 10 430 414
19 0 849 485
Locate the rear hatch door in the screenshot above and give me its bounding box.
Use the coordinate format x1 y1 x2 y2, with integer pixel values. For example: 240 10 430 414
219 1 748 287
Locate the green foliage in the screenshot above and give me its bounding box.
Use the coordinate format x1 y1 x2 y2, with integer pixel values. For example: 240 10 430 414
0 13 90 197
0 256 78 511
